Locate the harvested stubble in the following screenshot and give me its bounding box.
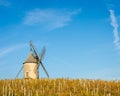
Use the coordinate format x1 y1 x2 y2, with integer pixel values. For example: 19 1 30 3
0 78 120 96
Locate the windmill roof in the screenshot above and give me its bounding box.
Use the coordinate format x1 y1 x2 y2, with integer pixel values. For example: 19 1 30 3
24 52 37 63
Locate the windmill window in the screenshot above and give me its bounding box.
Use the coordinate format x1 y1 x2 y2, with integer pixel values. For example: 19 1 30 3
26 72 29 78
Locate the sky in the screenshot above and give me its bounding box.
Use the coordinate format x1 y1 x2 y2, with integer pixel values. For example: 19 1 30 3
0 0 120 80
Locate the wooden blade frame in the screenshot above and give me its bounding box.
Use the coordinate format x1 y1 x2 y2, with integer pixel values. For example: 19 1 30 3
30 41 49 78
40 61 49 78
15 66 23 79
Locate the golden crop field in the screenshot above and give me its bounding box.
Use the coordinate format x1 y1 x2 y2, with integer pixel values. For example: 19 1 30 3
0 78 120 96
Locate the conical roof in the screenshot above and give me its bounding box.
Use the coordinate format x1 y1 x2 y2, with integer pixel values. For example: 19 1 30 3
24 52 37 63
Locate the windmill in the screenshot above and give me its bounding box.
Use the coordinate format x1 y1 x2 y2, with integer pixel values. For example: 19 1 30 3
16 41 49 79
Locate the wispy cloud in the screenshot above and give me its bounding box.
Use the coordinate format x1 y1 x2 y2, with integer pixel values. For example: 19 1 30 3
0 44 27 58
23 8 81 31
109 9 120 49
0 0 10 7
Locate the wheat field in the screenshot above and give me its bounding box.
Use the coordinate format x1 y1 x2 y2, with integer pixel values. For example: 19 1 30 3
0 78 120 96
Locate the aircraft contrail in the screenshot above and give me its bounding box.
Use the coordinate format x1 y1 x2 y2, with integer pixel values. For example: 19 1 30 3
109 9 120 49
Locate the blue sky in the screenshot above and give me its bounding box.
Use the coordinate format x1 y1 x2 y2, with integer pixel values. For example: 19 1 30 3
0 0 120 80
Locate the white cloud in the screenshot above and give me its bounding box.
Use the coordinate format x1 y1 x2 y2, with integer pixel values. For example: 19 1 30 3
0 0 10 7
0 44 27 58
23 8 81 31
109 9 120 49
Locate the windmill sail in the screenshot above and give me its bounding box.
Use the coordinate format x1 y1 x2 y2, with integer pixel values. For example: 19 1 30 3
29 41 49 78
15 66 23 78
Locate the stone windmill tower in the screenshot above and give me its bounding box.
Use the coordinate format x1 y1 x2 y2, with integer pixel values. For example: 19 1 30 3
23 52 38 79
16 41 49 79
